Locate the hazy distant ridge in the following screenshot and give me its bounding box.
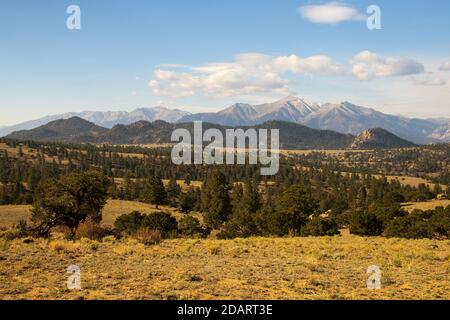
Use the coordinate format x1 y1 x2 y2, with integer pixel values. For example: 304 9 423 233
6 117 416 150
0 107 190 137
2 96 449 143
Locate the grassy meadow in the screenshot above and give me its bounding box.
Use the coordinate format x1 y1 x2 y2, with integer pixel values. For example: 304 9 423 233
0 200 449 300
402 199 450 212
0 233 448 300
0 142 449 300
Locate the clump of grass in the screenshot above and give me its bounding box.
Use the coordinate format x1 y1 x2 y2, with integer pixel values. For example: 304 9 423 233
124 238 140 246
79 238 100 251
134 228 162 246
102 235 116 243
49 240 73 253
113 244 135 255
208 245 221 255
229 246 249 257
391 254 404 267
75 220 111 241
0 238 9 250
186 274 203 282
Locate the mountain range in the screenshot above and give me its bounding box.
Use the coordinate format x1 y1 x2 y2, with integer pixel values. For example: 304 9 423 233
1 96 449 144
178 96 446 144
6 117 416 150
0 107 190 137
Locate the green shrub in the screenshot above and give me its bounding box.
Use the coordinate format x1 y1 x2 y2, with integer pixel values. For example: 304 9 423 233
367 203 406 228
216 226 240 240
275 185 319 235
179 188 198 213
114 211 145 235
300 217 340 236
178 215 207 237
31 170 109 237
141 212 178 236
349 210 383 236
255 206 287 237
429 206 450 238
385 213 432 239
385 207 450 239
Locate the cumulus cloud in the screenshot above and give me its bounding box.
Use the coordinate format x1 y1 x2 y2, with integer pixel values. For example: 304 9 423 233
351 50 424 81
149 53 341 97
411 74 447 86
440 60 450 71
298 2 366 24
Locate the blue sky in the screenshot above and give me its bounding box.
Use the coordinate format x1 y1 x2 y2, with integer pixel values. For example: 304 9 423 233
0 0 449 125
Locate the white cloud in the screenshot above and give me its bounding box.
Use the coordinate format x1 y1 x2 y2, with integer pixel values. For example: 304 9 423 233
155 63 188 69
273 55 341 73
411 74 447 86
149 53 341 97
351 50 424 81
298 2 366 24
440 60 450 71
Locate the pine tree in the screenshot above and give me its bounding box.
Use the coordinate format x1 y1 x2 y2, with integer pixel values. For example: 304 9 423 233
179 188 196 213
0 184 9 205
144 176 167 209
276 184 318 235
166 177 181 207
184 175 191 186
132 178 143 200
223 181 261 238
123 175 133 200
31 170 110 236
201 170 231 229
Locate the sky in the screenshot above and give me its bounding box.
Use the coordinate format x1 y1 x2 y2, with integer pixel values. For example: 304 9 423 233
0 0 449 126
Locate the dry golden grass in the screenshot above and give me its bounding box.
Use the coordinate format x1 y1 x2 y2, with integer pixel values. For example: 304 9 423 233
402 200 450 212
281 149 371 156
162 179 203 189
0 205 31 228
340 172 440 189
0 200 202 228
0 235 448 300
377 175 439 188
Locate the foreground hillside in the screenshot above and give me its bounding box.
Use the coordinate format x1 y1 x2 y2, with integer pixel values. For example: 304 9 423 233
0 235 448 300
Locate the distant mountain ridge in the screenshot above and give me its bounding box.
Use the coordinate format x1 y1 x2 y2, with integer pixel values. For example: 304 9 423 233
179 96 321 127
429 121 450 141
6 117 108 143
6 117 416 150
179 96 442 144
2 96 449 143
0 106 190 137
